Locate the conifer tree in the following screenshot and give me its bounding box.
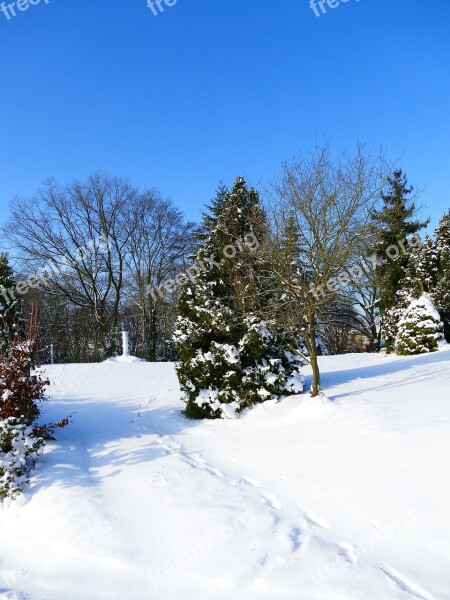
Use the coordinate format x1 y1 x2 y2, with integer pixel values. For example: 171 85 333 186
434 212 450 340
274 212 323 355
389 213 450 344
174 177 305 419
397 235 438 300
382 237 435 352
414 235 439 294
0 254 23 355
277 212 303 289
394 295 444 355
194 183 228 244
372 170 428 315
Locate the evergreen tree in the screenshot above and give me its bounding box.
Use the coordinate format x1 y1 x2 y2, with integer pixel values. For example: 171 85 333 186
434 212 450 340
372 170 428 315
194 183 229 245
383 237 437 352
399 235 438 297
277 212 304 294
392 213 450 343
394 295 444 355
0 254 23 355
275 212 326 356
174 177 305 419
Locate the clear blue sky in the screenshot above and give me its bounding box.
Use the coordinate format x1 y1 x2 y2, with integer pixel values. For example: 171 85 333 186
0 0 449 230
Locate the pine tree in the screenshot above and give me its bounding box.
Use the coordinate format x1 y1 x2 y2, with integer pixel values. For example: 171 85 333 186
372 170 428 315
174 177 305 419
383 214 450 350
277 212 303 290
194 183 228 245
382 238 436 352
401 235 438 297
0 254 23 355
275 212 323 355
383 288 415 353
433 213 450 339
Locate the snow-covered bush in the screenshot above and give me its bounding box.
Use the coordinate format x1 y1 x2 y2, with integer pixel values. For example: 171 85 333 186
0 341 64 501
383 290 412 353
385 214 450 347
394 295 444 355
0 416 44 501
175 313 305 419
175 178 306 419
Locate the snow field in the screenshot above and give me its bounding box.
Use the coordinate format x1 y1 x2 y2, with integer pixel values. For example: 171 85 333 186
1 348 450 599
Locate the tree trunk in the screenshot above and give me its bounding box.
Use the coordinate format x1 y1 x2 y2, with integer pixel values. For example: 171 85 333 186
308 311 320 397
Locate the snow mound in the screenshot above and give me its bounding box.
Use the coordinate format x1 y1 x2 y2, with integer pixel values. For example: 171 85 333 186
103 355 147 363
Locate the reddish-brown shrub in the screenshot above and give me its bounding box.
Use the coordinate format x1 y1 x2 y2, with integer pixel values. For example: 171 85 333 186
0 341 49 426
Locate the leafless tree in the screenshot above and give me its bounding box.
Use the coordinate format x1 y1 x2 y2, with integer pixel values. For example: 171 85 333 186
342 254 382 351
2 173 195 361
4 173 136 357
123 191 195 360
268 142 388 396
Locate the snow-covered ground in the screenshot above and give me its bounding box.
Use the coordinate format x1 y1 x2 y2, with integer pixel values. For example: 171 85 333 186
1 348 450 600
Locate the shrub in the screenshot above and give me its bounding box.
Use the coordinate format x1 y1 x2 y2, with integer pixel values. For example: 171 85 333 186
394 295 445 355
0 340 49 425
0 341 62 501
0 416 44 500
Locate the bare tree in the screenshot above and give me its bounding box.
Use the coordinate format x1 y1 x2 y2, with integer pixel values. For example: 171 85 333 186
268 142 387 396
123 192 195 360
343 254 382 351
2 173 195 361
3 173 136 358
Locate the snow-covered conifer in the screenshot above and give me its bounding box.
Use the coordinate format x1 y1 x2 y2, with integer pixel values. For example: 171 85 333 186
174 177 305 419
0 417 44 501
383 235 437 351
394 294 444 355
0 254 23 355
434 212 450 340
372 170 428 314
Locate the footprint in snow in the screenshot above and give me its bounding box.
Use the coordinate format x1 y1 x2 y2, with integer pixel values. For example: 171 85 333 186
260 492 282 510
298 505 330 530
289 526 302 552
239 476 263 488
379 563 436 600
336 543 358 564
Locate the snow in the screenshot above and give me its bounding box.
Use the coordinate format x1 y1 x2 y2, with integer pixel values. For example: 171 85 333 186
1 348 450 599
284 372 306 393
1 390 13 402
406 294 442 323
103 355 147 364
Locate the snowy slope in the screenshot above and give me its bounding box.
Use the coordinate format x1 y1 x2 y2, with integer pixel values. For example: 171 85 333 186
1 348 450 600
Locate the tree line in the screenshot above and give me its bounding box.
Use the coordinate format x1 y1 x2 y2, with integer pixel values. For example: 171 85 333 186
1 174 195 362
1 141 449 410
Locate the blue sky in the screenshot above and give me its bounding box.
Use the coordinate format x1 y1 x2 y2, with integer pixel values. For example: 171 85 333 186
0 0 449 230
